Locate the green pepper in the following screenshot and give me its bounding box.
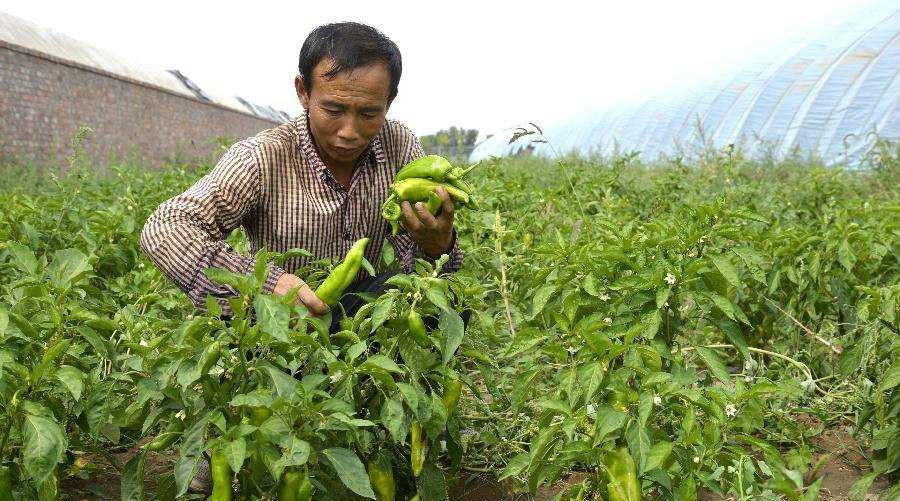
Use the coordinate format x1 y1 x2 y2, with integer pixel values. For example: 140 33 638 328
396 155 478 185
278 467 312 501
391 179 471 207
0 466 14 501
315 238 370 306
367 454 395 501
249 407 272 489
144 417 184 452
407 309 429 347
210 448 233 501
442 375 462 416
410 421 426 478
604 447 641 501
198 340 223 376
396 155 454 182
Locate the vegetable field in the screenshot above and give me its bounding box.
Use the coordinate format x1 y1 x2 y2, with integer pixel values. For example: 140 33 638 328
0 140 898 501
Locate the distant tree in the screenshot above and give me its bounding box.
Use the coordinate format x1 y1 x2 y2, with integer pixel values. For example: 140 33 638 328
419 127 479 158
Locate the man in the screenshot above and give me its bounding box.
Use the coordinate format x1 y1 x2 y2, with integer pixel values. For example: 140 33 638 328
139 23 463 491
140 22 463 330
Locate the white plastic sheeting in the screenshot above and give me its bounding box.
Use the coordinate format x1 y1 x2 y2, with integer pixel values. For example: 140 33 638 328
0 10 292 122
471 1 900 165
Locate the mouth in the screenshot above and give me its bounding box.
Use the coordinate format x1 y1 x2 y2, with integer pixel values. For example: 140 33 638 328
333 145 360 156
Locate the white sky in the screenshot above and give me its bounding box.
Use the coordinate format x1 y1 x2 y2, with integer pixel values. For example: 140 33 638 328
1 0 884 135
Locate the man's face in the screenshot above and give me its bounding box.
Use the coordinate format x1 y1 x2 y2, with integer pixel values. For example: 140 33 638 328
296 58 393 169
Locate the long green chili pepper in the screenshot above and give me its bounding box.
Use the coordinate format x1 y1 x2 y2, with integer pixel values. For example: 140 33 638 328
391 178 471 207
410 421 426 477
278 467 312 501
442 375 463 416
367 454 396 501
396 155 478 184
198 340 223 376
209 448 233 501
395 155 454 182
144 417 184 452
407 309 429 347
315 237 370 306
604 447 642 501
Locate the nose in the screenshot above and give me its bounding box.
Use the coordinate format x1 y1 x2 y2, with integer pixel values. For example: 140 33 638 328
336 118 361 145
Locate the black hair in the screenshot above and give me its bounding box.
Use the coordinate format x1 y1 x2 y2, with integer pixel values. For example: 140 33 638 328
298 22 402 100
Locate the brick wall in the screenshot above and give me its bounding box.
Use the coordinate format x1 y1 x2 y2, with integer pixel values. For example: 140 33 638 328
0 40 283 168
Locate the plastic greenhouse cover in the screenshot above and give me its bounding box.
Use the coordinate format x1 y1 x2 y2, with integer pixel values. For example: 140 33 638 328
469 0 899 166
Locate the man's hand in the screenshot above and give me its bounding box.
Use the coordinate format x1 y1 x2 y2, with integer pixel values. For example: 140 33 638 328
401 186 455 258
273 273 329 317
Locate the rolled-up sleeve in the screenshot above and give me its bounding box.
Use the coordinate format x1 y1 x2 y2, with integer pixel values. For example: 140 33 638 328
139 142 285 317
386 136 464 274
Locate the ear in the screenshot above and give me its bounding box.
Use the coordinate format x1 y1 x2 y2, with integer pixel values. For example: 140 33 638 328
295 75 310 109
386 93 396 111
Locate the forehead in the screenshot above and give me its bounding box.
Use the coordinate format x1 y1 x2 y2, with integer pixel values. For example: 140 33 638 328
310 58 391 104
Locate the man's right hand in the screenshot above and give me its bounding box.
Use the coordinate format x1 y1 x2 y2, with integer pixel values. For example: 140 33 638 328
273 273 329 317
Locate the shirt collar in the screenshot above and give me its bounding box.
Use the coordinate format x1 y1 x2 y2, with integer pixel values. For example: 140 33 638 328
294 112 387 176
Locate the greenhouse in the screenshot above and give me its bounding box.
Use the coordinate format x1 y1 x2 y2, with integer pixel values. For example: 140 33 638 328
471 0 900 165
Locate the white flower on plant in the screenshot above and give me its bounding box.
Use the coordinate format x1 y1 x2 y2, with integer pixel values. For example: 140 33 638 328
693 456 700 464
138 262 144 269
586 404 596 417
727 465 736 474
664 273 677 285
566 346 578 355
653 395 662 406
127 205 133 211
604 317 613 325
187 314 194 320
744 376 752 383
599 293 611 301
725 404 738 417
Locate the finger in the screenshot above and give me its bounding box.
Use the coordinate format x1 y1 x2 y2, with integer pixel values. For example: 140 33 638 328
437 187 456 222
413 200 439 229
401 201 423 232
298 283 329 316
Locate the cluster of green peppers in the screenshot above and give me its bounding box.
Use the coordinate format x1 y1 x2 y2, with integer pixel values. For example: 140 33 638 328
381 155 478 235
315 237 370 306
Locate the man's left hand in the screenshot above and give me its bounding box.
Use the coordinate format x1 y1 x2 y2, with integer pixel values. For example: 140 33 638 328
401 186 455 258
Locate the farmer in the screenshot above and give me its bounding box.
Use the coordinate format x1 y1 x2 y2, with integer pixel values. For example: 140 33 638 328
140 22 462 331
139 23 464 493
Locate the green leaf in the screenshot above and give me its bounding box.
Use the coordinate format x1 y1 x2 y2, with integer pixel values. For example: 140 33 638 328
56 365 84 400
530 285 556 319
695 347 731 384
254 295 291 342
360 354 403 374
593 405 627 443
877 363 900 393
22 414 67 484
642 441 673 474
837 239 856 272
380 396 407 443
224 438 248 475
439 309 465 365
272 437 311 480
121 449 147 501
6 241 38 274
416 461 449 501
839 342 864 378
320 448 375 499
711 254 740 288
46 248 93 288
31 338 71 387
537 398 571 417
625 421 651 472
706 292 750 325
230 389 275 408
264 364 301 399
370 295 395 333
173 455 198 497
